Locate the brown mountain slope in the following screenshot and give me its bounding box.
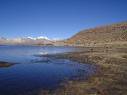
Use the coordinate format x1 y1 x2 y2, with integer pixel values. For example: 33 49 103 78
66 22 127 46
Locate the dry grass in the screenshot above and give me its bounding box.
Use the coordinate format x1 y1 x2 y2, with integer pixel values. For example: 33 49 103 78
38 47 127 95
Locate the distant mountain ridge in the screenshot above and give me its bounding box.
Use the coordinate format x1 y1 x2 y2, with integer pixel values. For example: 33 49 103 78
0 37 54 45
1 22 127 46
66 22 127 46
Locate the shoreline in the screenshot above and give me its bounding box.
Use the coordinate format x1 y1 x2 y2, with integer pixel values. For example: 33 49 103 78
0 46 127 95
39 46 127 95
0 61 14 67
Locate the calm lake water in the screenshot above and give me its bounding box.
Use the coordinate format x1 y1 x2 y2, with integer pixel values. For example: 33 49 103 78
0 45 96 95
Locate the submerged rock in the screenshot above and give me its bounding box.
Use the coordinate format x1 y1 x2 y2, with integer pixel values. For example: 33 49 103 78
0 61 14 68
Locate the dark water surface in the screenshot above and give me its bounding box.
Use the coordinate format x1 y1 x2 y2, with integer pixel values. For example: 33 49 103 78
0 45 96 95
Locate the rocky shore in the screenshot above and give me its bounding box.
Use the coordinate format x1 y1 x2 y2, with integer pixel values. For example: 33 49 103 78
39 46 127 95
0 61 14 67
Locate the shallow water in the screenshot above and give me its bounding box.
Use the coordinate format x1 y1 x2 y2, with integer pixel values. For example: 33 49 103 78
0 45 96 95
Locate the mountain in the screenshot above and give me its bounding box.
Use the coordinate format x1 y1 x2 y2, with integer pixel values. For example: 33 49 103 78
1 22 127 46
0 37 7 44
66 22 127 47
0 37 54 45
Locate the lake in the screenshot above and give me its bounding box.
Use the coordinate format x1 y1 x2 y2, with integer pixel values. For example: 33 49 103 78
0 45 96 95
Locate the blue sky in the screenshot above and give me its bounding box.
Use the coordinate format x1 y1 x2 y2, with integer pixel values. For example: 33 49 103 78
0 0 127 39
